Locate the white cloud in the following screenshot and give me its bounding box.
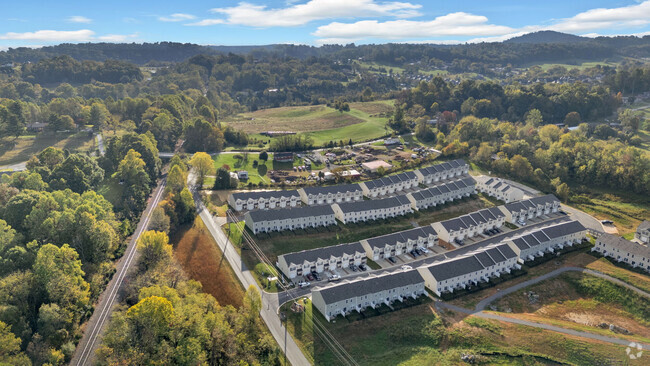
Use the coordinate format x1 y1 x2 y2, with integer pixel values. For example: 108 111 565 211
190 0 421 27
313 12 515 42
67 16 92 24
549 1 650 33
0 29 95 41
158 13 196 22
97 33 139 42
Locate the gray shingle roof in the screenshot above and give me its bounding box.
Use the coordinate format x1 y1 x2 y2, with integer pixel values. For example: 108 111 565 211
363 171 417 190
315 269 424 304
280 242 365 266
417 159 467 178
439 207 504 231
336 195 411 214
637 220 650 231
503 194 559 213
425 241 517 282
302 183 362 196
598 233 650 258
231 189 299 201
366 226 437 249
247 205 334 222
510 220 584 250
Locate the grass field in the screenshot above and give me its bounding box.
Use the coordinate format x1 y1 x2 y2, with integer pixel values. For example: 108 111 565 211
283 292 639 365
223 101 395 146
531 60 619 71
491 272 650 343
171 216 245 308
212 152 272 186
571 189 649 235
0 132 95 166
584 255 650 293
356 61 449 77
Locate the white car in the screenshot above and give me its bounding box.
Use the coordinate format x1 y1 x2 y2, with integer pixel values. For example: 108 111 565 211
297 281 310 288
401 265 413 270
328 275 341 282
419 247 430 254
519 221 527 226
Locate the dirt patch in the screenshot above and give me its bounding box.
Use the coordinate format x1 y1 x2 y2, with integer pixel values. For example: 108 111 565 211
172 216 244 308
349 101 394 115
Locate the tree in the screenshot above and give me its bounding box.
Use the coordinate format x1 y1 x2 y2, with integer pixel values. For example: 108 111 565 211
189 152 214 187
33 243 90 310
259 150 268 162
564 111 581 126
525 109 543 127
89 103 109 129
510 155 534 181
137 231 172 270
126 296 174 350
556 182 570 202
149 207 170 233
619 109 641 132
49 154 104 193
113 149 150 218
167 164 186 194
0 320 30 366
213 167 233 190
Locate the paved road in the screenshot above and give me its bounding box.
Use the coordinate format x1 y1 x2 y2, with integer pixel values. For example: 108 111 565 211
435 267 650 351
70 178 167 366
95 133 105 156
0 161 27 172
560 204 605 234
190 173 310 366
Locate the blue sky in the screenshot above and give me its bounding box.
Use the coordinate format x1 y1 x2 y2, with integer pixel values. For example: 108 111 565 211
2 0 650 49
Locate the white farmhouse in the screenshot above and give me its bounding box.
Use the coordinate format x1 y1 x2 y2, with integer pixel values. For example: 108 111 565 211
244 205 336 234
432 207 506 243
414 159 469 185
507 220 586 261
474 176 525 203
298 183 363 205
228 190 301 211
331 195 413 224
311 269 426 321
406 177 476 210
277 242 366 279
499 194 561 223
635 220 650 244
359 171 419 198
361 226 438 260
593 233 650 272
417 243 519 296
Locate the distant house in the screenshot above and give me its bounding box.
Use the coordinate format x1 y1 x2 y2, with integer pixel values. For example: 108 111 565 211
406 177 475 210
432 207 506 243
499 195 561 223
228 190 300 211
507 220 586 262
414 159 469 185
384 137 401 145
332 195 413 224
635 221 650 244
298 183 363 205
359 171 418 197
361 226 438 260
361 160 392 173
593 233 650 272
237 171 249 179
26 122 48 133
311 269 426 321
244 205 336 234
273 152 294 162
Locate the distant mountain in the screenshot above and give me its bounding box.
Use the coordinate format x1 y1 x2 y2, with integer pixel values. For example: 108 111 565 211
505 31 591 44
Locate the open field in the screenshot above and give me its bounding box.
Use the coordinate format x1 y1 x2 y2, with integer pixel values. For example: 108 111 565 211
585 256 650 293
491 272 650 342
212 152 272 186
283 293 640 365
530 60 619 71
0 132 95 166
223 101 394 146
570 189 649 235
356 61 449 77
172 216 245 308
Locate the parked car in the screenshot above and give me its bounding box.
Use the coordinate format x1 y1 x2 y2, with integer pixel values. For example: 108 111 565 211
350 264 358 272
410 250 418 258
358 264 367 271
298 281 310 288
419 247 429 254
387 256 397 264
483 230 492 236
601 220 614 225
306 274 314 281
414 248 422 255
328 275 341 282
518 220 526 226
401 265 412 270
312 272 321 281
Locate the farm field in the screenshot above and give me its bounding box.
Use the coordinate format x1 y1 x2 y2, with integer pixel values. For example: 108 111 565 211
282 292 640 366
172 216 245 308
529 60 619 71
0 132 95 166
223 100 395 146
490 272 650 343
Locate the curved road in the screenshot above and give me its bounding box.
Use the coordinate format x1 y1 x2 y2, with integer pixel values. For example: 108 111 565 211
436 267 650 351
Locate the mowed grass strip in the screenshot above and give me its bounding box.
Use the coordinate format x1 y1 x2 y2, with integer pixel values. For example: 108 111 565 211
0 132 95 165
172 216 245 308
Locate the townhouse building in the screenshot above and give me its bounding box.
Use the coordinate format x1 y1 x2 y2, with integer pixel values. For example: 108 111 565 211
311 269 426 321
406 177 476 210
298 183 363 205
414 159 469 185
417 243 519 296
474 176 525 203
361 226 438 260
432 207 506 243
331 195 413 224
228 190 301 211
593 233 650 272
359 171 419 198
507 220 586 261
499 194 561 224
635 220 650 244
277 242 366 279
244 205 336 234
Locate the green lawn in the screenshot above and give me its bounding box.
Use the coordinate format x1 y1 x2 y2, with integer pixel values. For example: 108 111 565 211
213 152 271 186
532 60 619 71
0 132 96 166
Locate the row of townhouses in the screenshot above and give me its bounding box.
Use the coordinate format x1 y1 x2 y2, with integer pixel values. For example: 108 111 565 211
229 190 301 211
507 220 586 261
359 171 419 198
277 242 366 279
635 220 650 244
361 226 439 261
500 194 561 223
298 183 364 205
244 205 336 234
593 233 650 272
415 159 469 185
474 176 525 203
406 177 476 210
432 207 506 243
419 243 520 296
311 269 426 321
332 195 413 224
